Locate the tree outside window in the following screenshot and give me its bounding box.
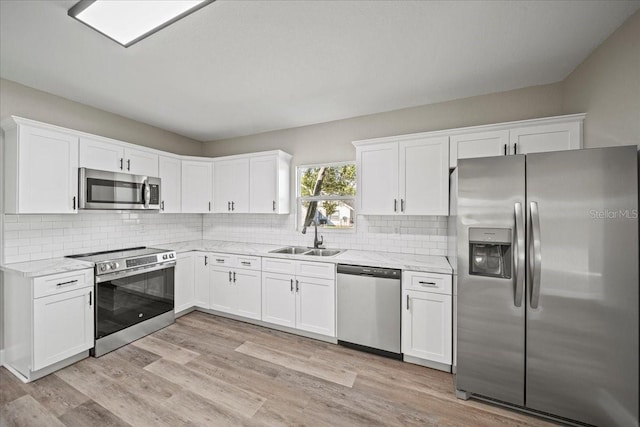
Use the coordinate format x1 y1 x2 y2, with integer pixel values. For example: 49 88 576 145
298 163 356 232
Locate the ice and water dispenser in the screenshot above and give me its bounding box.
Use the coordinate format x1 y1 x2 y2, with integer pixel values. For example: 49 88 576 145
469 228 512 279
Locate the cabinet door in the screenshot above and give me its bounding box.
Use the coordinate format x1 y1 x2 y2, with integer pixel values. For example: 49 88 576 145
158 156 182 213
16 126 79 214
235 269 261 320
181 160 213 213
357 142 399 215
261 272 296 328
214 158 249 213
193 253 210 309
510 121 581 155
79 137 124 172
449 130 510 167
399 136 449 215
296 276 335 337
174 252 194 314
402 290 452 365
125 147 159 177
210 267 234 314
250 155 279 213
33 287 94 371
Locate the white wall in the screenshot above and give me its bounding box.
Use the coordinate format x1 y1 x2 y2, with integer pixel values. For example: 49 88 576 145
563 10 640 148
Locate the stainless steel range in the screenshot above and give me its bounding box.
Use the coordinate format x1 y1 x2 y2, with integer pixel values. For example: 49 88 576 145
68 247 176 356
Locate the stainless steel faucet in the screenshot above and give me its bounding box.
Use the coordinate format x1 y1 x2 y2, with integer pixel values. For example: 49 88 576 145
313 221 324 249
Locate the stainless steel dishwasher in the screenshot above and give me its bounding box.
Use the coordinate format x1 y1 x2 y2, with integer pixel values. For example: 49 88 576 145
337 264 402 359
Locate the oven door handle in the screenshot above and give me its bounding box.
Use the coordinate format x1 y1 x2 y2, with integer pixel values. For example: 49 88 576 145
95 261 176 283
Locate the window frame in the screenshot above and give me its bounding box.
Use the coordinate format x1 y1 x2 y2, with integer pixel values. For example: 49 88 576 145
296 161 356 233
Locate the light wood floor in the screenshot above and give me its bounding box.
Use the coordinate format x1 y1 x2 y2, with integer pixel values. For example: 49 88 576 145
1 311 560 426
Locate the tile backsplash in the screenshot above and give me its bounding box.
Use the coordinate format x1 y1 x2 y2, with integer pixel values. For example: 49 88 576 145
2 212 202 264
202 214 448 256
2 212 448 264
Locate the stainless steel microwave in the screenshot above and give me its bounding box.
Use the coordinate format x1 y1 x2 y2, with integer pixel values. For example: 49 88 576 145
79 168 161 210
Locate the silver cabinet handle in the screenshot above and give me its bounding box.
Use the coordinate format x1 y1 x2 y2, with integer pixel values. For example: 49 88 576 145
513 143 517 155
272 200 276 211
233 272 236 283
127 159 131 171
57 279 78 287
120 158 123 170
228 201 231 211
89 291 92 306
406 294 410 310
400 199 405 212
529 201 542 308
504 144 507 155
295 279 299 292
241 261 251 266
215 258 225 263
514 202 525 307
231 201 235 211
161 201 165 211
73 196 76 210
229 271 232 282
290 279 293 292
209 201 211 211
394 199 397 212
417 281 437 287
204 256 208 266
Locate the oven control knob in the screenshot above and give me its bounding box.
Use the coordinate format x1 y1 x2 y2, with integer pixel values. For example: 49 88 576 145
169 253 174 259
100 264 108 272
163 254 168 260
111 262 118 270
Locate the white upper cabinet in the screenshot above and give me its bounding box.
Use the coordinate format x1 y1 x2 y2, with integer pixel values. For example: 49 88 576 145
510 120 581 155
449 130 510 168
2 118 79 214
181 160 213 213
449 114 585 167
158 155 181 213
214 158 250 213
79 136 159 176
355 135 448 216
249 152 291 214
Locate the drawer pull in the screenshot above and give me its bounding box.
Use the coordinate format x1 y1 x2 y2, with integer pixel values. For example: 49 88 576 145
406 294 410 310
418 281 437 287
56 279 78 287
241 261 251 266
229 271 232 282
216 259 225 263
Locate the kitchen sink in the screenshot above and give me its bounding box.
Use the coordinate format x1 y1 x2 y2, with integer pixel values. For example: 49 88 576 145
304 249 343 257
269 246 311 255
269 246 344 257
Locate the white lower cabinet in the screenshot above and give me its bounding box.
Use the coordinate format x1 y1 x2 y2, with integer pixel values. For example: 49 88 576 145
210 254 261 320
402 271 453 369
261 258 336 337
3 269 94 382
194 252 210 309
174 252 195 314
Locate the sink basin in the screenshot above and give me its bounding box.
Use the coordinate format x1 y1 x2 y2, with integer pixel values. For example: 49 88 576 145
269 246 311 255
303 249 343 257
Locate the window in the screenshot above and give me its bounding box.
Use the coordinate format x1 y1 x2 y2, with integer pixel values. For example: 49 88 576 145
297 162 356 231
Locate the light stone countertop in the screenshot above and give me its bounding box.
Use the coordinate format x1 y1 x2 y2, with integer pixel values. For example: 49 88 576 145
0 258 95 278
1 240 452 278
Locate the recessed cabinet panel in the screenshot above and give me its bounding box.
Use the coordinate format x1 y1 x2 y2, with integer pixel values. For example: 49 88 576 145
79 137 124 172
214 158 249 213
261 272 296 328
175 252 195 314
235 269 261 320
402 290 452 365
210 267 235 313
450 130 510 167
181 160 213 213
159 156 182 213
194 253 210 309
296 276 335 336
357 142 399 215
125 147 159 177
510 121 581 155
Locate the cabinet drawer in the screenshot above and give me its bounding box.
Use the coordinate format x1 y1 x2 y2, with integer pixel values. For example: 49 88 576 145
33 269 94 299
262 257 296 275
235 255 261 271
403 271 452 295
209 253 233 266
296 260 335 280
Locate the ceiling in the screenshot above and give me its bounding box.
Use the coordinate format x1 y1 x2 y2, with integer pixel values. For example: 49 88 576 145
1 1 639 142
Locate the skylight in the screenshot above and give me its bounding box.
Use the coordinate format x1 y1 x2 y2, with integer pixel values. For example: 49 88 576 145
68 0 214 48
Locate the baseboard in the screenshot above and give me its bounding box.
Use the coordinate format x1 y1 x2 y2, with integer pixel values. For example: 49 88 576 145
403 354 452 373
0 349 5 367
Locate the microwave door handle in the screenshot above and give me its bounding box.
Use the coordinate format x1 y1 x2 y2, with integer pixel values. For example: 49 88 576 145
143 180 150 208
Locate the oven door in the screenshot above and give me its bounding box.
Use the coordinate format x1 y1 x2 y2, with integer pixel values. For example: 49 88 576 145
95 263 175 340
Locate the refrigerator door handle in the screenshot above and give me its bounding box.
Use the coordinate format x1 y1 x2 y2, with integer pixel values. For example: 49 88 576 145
514 202 525 307
529 201 542 308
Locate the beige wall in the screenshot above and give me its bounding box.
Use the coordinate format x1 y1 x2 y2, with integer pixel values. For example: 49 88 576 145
0 78 203 156
563 10 640 148
202 83 564 165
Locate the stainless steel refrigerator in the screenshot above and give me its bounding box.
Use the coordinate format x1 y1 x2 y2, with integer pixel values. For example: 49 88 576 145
452 146 639 427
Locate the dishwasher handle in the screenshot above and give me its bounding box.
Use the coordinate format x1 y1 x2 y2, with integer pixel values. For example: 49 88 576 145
337 264 401 279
